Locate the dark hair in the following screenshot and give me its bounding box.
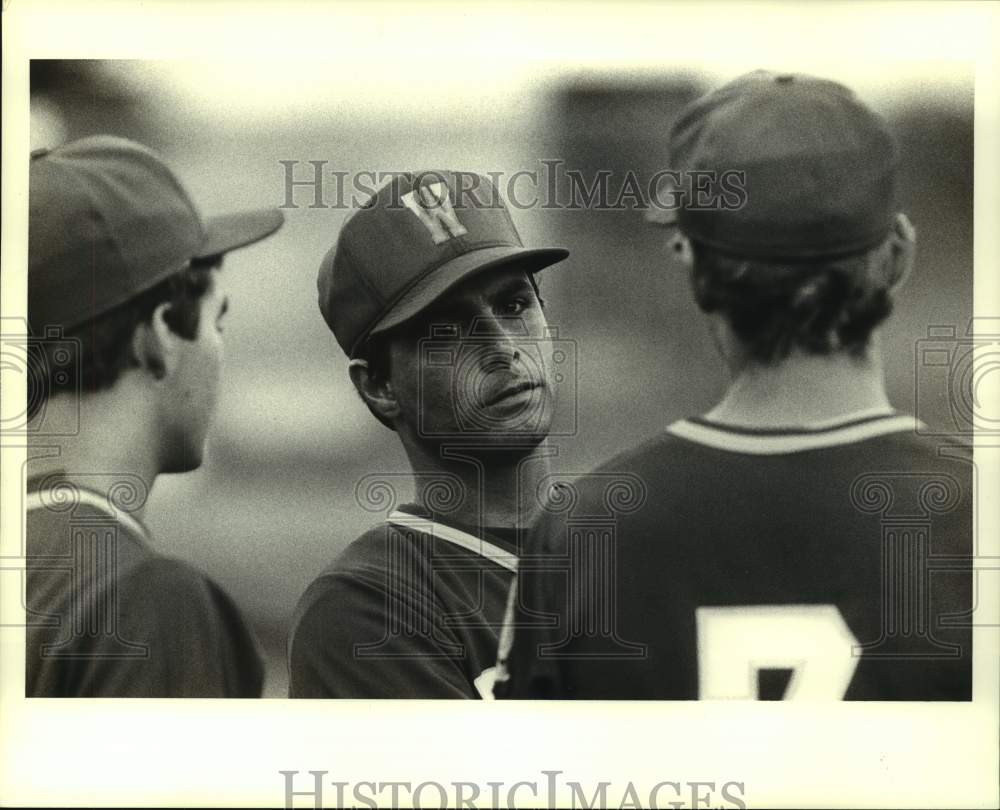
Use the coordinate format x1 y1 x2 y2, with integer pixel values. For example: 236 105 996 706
690 240 895 364
27 257 220 420
355 329 395 385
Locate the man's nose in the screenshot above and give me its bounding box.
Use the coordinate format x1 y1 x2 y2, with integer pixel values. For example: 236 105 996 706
468 315 524 361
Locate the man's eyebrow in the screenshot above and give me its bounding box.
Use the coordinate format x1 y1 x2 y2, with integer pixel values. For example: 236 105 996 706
422 274 533 323
424 288 479 321
486 275 533 300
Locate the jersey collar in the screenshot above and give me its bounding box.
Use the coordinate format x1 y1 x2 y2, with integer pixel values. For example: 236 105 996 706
25 475 151 542
387 509 518 572
668 408 921 455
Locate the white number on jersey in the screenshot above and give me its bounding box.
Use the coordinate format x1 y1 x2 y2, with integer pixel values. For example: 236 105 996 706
696 605 860 699
474 667 497 700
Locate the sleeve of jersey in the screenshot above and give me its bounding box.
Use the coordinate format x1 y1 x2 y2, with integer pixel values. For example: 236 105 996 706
72 557 264 698
287 572 478 698
493 506 570 699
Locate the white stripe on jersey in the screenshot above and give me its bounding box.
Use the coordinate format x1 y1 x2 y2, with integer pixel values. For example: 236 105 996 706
387 510 519 572
26 488 150 541
667 412 921 455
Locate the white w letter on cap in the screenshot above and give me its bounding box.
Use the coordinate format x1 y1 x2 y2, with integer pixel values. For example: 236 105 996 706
401 181 469 245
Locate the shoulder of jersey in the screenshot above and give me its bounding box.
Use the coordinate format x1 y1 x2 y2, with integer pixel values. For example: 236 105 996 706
885 426 974 457
26 499 153 576
291 519 436 630
596 429 677 472
552 430 674 498
317 519 432 581
124 555 222 601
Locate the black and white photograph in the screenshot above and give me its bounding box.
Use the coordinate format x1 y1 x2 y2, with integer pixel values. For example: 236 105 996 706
1 1 998 808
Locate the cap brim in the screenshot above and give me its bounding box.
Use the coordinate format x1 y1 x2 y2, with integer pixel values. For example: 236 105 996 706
196 208 284 258
369 245 569 338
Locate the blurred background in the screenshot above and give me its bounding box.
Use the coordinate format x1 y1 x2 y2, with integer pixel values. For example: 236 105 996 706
30 57 973 696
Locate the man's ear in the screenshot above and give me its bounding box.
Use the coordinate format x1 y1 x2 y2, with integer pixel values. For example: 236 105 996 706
130 302 177 380
348 358 400 426
887 212 916 292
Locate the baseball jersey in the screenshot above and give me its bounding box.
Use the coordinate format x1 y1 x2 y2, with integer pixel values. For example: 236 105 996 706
495 410 973 700
25 475 264 697
288 505 518 698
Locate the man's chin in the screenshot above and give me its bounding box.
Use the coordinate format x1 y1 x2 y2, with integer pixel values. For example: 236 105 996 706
429 426 552 453
483 429 549 447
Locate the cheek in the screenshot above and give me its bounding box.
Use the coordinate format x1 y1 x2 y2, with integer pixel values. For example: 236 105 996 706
398 362 459 433
396 343 445 394
408 366 453 423
521 334 554 384
210 332 224 377
524 306 549 335
207 336 225 400
191 332 224 415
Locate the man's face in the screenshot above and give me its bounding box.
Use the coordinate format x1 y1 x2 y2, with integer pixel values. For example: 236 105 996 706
160 274 228 472
387 266 556 449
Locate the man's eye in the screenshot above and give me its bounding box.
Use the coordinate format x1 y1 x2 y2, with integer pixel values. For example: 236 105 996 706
500 298 528 316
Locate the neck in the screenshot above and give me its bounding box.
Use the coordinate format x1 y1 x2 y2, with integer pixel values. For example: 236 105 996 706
401 439 554 530
27 388 160 519
707 342 892 429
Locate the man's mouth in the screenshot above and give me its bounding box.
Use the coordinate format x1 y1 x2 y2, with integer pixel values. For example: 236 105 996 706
481 380 540 408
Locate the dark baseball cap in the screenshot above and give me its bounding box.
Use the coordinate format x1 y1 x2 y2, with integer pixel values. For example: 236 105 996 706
317 170 569 357
29 135 284 332
650 70 899 260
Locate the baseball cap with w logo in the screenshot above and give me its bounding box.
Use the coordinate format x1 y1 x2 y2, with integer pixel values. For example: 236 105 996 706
317 170 569 356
